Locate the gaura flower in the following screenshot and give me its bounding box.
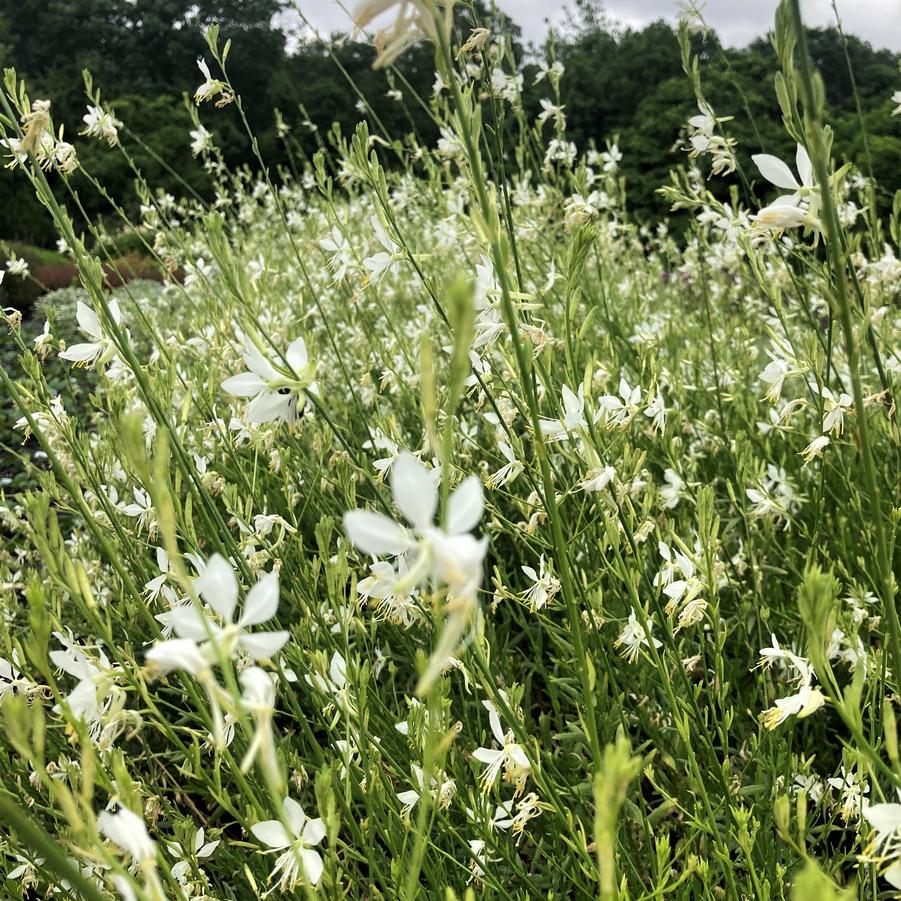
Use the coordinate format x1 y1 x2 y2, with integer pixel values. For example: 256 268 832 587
352 0 453 69
194 59 234 106
757 635 826 729
539 384 586 440
863 803 901 888
59 301 122 368
250 797 326 889
344 451 487 692
81 105 122 146
97 807 156 865
751 144 819 231
472 698 531 794
343 452 486 601
615 608 662 663
167 827 219 885
222 335 316 425
157 553 289 662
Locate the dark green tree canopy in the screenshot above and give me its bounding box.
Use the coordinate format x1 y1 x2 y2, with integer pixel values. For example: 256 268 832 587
0 0 897 243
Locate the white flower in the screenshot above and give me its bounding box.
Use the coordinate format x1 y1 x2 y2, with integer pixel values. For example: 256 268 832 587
644 393 666 433
864 803 901 887
818 386 852 435
0 655 37 700
250 797 326 889
539 384 586 440
533 60 564 87
615 608 662 663
757 635 826 729
467 838 498 883
537 99 566 130
487 441 523 489
579 465 616 494
751 144 818 231
319 226 353 281
344 452 486 602
351 0 443 68
50 634 117 739
168 827 219 884
472 699 531 794
596 377 641 428
59 300 122 368
396 764 455 819
144 547 177 603
363 216 401 281
659 468 684 509
222 335 315 425
892 90 901 116
357 559 422 627
158 554 289 662
600 144 622 172
190 124 213 156
801 434 830 463
81 105 122 146
194 58 233 106
827 765 870 820
5 256 29 277
520 555 560 612
97 807 156 864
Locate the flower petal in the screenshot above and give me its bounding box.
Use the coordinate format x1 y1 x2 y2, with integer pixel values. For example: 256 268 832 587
59 342 101 363
795 143 813 187
239 570 279 627
391 452 436 529
75 302 102 338
286 337 308 372
195 554 238 623
238 630 290 660
222 371 266 397
472 747 502 763
301 848 324 885
343 510 412 555
250 820 291 850
245 390 293 424
283 797 305 835
302 817 326 846
160 605 209 641
447 476 483 534
751 153 799 190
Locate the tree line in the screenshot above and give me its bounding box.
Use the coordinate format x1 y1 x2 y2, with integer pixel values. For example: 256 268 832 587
0 0 898 246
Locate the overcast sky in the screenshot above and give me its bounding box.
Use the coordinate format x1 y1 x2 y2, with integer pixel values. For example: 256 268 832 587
288 0 901 52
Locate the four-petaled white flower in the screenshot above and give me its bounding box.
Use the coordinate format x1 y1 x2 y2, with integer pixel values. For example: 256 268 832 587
59 300 122 368
156 553 289 663
615 608 662 663
222 335 315 425
167 827 219 885
472 698 531 794
82 105 122 146
250 796 326 889
343 452 487 602
194 59 233 106
540 384 586 440
864 803 901 888
757 635 826 729
521 555 560 612
751 144 818 230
